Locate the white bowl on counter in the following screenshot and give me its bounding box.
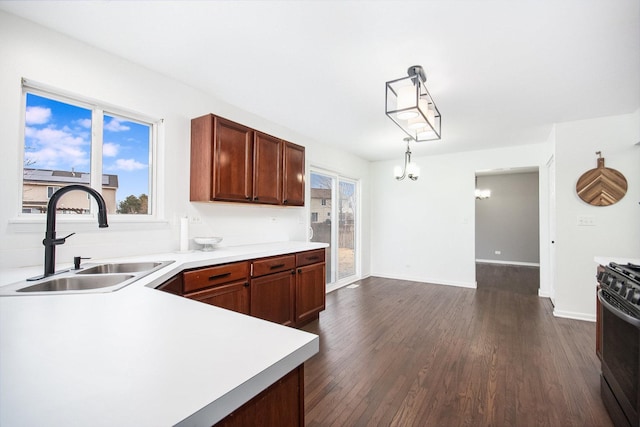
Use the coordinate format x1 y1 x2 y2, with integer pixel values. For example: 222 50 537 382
193 236 223 251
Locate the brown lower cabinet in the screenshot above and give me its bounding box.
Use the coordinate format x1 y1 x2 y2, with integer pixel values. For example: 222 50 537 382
296 262 326 326
214 365 304 427
155 250 323 427
251 269 296 326
186 280 250 315
158 249 326 328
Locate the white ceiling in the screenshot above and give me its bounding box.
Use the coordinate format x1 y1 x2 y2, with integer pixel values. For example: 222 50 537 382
1 0 638 161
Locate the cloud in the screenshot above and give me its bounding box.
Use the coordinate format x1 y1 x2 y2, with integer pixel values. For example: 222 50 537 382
75 118 92 129
103 142 120 157
25 106 51 125
104 117 131 132
112 158 147 171
24 126 89 169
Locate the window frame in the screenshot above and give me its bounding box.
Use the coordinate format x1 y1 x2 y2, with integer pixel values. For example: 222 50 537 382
19 79 163 223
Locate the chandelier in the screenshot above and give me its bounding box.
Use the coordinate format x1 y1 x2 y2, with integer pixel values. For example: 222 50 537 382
394 137 420 181
385 65 441 142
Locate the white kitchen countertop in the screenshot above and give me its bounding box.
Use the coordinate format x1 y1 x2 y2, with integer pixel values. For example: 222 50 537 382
0 241 327 427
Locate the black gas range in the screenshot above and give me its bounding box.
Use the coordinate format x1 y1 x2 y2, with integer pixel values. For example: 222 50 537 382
598 262 640 323
597 262 640 427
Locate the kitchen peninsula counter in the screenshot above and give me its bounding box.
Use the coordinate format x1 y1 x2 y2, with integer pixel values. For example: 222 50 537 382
0 241 326 426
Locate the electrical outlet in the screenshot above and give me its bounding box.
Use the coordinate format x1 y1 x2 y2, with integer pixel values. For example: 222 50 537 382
189 216 202 224
494 250 501 255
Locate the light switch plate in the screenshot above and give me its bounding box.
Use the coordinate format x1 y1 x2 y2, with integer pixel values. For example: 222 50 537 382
577 215 596 226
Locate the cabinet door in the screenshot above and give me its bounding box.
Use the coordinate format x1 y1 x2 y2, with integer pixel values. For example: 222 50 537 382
190 114 215 201
215 366 303 427
214 117 254 202
253 132 282 205
282 141 305 206
185 280 250 315
251 270 296 326
296 263 326 326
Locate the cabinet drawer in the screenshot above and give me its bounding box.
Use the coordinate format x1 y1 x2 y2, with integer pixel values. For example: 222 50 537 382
252 255 296 277
183 261 249 293
296 249 325 267
184 280 250 315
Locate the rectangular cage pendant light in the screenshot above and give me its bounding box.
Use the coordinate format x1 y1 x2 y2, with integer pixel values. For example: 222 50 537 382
385 65 441 142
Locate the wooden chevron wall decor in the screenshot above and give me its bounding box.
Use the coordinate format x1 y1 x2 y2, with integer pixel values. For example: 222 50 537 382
576 152 627 206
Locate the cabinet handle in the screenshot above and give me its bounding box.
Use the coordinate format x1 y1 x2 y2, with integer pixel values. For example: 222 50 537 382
283 199 288 204
306 256 320 261
291 269 296 275
244 282 250 287
298 269 302 274
270 263 285 270
254 197 259 201
208 272 231 281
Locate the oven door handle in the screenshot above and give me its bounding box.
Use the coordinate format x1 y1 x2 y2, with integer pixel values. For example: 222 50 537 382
598 289 640 328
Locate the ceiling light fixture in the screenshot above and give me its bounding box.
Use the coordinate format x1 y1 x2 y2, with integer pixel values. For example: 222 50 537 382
385 65 441 142
475 177 491 199
475 188 491 200
394 137 420 181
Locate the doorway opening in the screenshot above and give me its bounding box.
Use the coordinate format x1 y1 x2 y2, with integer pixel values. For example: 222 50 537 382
475 168 540 295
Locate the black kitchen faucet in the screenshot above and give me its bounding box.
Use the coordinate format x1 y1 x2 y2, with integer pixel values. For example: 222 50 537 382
29 185 108 280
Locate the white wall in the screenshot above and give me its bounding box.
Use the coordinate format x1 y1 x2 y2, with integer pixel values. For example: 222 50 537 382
553 110 640 320
0 11 371 278
371 110 640 321
370 143 552 289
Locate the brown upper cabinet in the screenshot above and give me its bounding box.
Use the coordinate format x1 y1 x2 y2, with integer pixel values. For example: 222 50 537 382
282 142 305 206
190 114 305 206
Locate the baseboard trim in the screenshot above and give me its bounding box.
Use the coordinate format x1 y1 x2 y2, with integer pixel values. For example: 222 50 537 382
326 273 371 294
553 309 596 322
538 289 551 298
476 259 540 267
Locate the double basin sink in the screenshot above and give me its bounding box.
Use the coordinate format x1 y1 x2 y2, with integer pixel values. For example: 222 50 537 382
0 261 174 296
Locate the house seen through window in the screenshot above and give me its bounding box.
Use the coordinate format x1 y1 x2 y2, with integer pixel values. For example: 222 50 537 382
22 89 155 216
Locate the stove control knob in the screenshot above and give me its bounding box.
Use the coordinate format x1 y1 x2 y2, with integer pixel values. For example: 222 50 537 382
613 279 623 292
618 284 627 297
632 291 640 304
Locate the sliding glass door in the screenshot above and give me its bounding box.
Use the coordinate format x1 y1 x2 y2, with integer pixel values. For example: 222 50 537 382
310 169 358 287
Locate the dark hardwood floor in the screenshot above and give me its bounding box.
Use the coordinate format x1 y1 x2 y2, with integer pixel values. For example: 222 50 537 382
302 275 611 427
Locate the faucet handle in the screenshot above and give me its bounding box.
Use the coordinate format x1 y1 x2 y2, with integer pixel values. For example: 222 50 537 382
56 232 76 244
42 232 76 246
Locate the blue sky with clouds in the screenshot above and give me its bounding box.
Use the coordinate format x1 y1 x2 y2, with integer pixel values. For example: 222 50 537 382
24 93 150 204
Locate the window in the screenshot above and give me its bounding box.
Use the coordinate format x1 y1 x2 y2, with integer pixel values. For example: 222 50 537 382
21 82 158 217
47 186 61 199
